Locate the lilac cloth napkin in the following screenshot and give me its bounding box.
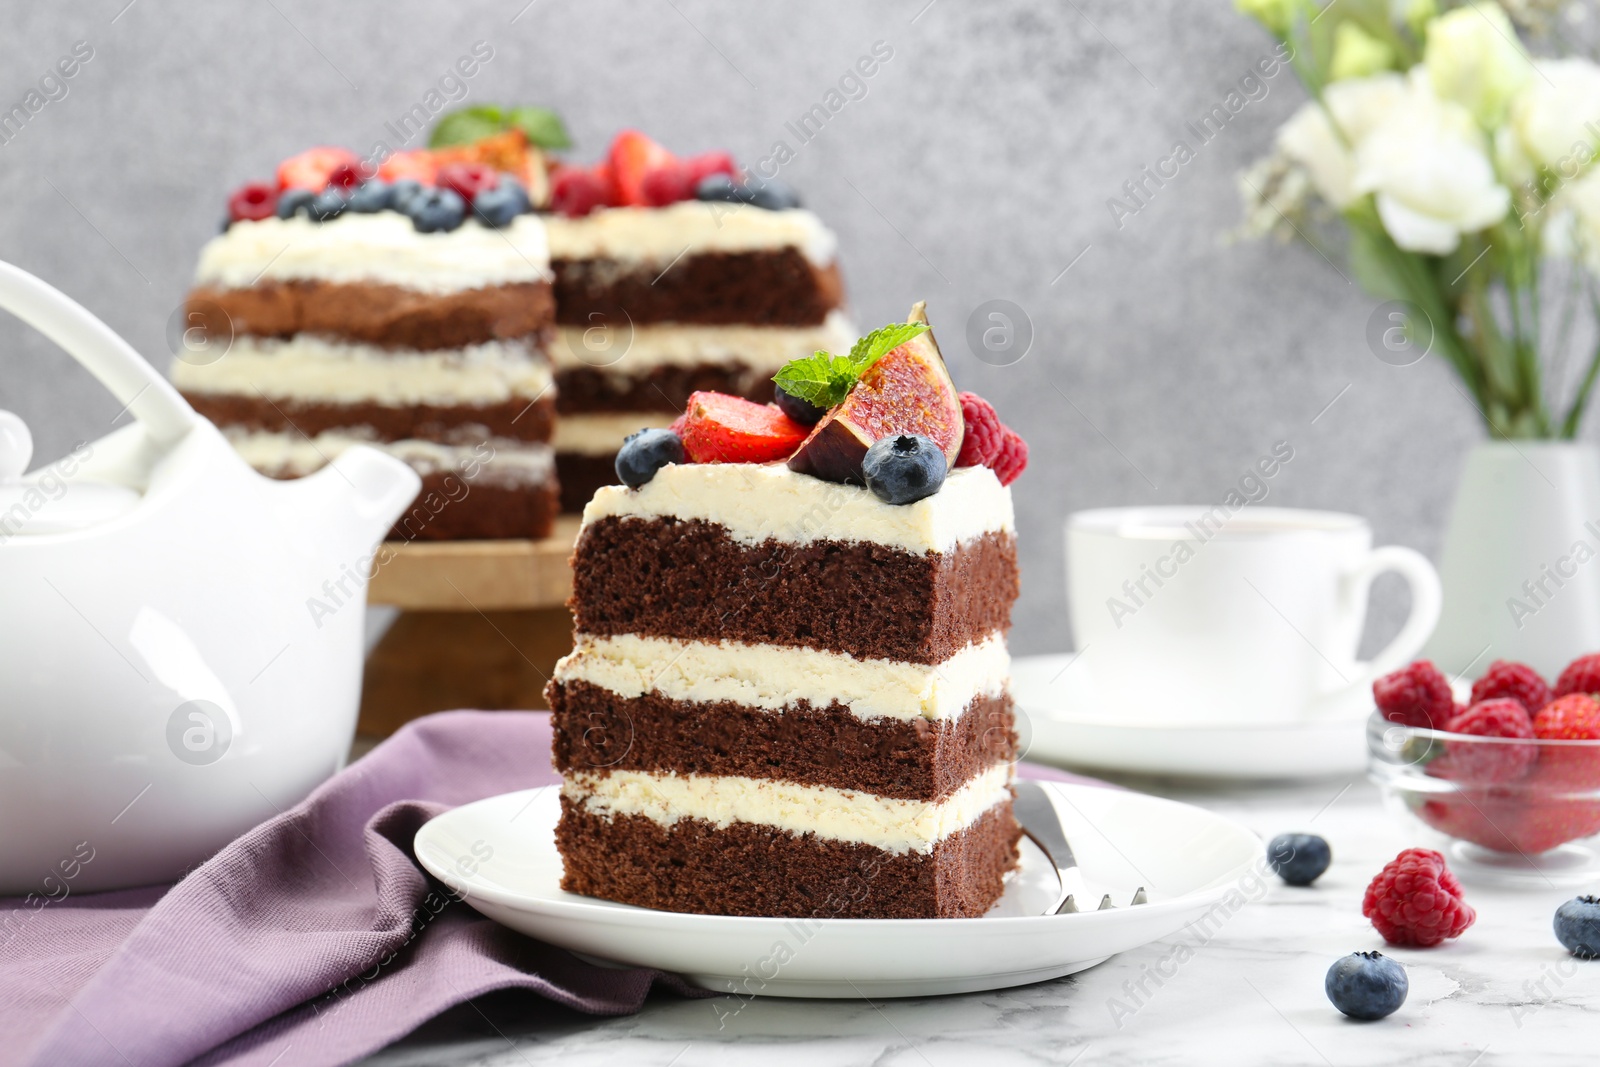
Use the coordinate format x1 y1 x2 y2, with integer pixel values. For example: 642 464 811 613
2 710 1096 1067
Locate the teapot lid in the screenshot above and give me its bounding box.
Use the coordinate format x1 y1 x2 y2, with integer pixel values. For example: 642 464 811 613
0 409 138 537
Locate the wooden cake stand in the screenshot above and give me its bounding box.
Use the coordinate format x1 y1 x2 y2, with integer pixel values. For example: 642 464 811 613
357 515 581 737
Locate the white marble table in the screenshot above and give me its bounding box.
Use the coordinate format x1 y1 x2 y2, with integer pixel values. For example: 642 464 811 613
360 774 1598 1067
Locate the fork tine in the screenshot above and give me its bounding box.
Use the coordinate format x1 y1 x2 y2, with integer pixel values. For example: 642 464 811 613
1097 894 1115 911
1131 887 1149 906
1056 894 1079 914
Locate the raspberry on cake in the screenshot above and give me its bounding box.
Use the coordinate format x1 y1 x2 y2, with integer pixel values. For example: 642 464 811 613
547 309 1027 918
173 133 561 540
542 130 855 511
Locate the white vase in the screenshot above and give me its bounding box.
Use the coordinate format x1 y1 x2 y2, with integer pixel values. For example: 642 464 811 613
1425 442 1600 679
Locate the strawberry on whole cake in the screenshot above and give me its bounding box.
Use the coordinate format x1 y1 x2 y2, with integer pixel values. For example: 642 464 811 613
542 130 854 511
172 119 564 540
546 304 1030 919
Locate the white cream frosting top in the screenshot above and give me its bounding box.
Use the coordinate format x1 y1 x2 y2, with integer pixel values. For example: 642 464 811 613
554 633 1009 722
543 201 838 267
581 462 1014 554
194 213 552 294
565 764 1013 854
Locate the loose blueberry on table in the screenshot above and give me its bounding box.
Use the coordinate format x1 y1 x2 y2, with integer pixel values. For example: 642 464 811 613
1554 895 1600 959
1266 832 1331 887
1325 951 1408 1020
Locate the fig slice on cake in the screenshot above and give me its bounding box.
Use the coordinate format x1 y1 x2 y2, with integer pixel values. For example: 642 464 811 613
786 302 964 484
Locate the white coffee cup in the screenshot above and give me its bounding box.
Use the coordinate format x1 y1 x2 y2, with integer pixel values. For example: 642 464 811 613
1065 506 1442 726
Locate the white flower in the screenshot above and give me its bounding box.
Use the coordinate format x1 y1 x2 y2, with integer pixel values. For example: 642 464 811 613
1329 21 1396 82
1277 73 1408 207
1352 71 1511 253
1425 1 1534 127
1503 58 1600 183
1545 167 1600 271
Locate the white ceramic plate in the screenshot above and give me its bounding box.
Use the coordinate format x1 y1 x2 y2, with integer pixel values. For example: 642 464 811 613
1012 653 1370 779
414 782 1260 999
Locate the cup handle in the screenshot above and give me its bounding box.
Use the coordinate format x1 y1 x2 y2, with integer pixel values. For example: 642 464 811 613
1341 545 1443 689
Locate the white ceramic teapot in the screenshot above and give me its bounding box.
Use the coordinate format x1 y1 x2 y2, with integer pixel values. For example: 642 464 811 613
0 260 420 893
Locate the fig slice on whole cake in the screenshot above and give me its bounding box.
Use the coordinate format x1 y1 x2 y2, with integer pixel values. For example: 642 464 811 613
787 302 964 484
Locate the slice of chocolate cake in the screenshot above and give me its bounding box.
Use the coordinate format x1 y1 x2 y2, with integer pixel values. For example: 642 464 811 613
172 140 560 541
542 131 853 511
547 308 1031 919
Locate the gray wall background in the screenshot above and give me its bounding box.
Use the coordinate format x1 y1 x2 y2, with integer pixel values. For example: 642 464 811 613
0 0 1497 655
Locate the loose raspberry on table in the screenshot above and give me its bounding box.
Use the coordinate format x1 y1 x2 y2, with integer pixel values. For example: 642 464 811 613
1431 699 1537 784
990 425 1028 487
1470 660 1551 714
955 392 1003 468
1373 660 1455 730
1555 653 1600 699
1362 848 1475 947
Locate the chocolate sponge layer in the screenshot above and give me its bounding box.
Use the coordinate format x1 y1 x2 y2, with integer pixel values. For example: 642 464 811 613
552 249 842 327
569 516 1018 663
556 794 1020 919
187 281 555 350
548 679 1016 800
183 392 556 444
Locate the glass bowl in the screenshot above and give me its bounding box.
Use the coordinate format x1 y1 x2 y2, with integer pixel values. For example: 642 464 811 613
1367 714 1600 887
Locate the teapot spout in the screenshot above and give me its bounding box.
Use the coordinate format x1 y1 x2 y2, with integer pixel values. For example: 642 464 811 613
276 445 420 561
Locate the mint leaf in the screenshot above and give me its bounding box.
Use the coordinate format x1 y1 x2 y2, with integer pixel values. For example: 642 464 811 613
847 322 928 373
774 322 931 410
429 105 571 149
508 106 571 149
429 106 507 147
773 351 860 408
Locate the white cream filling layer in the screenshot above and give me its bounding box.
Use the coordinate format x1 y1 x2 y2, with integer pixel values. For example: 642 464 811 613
544 201 837 267
170 335 553 407
565 765 1013 854
195 213 552 294
553 412 677 455
551 311 856 374
225 428 554 485
554 633 1009 722
582 463 1014 554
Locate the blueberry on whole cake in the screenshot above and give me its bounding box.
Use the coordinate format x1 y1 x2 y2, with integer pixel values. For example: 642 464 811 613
547 304 1031 918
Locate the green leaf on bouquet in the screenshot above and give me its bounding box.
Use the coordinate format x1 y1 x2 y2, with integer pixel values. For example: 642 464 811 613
1346 220 1411 303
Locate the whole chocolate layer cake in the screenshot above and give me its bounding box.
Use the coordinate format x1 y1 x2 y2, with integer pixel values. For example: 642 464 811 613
172 147 560 541
547 462 1023 918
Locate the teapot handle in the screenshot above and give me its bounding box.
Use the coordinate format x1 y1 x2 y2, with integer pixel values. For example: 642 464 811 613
0 259 197 445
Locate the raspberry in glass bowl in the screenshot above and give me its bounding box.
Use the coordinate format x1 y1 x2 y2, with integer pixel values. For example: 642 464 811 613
1368 715 1600 887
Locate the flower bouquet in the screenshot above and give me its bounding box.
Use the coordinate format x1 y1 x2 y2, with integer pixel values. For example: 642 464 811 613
1237 0 1600 439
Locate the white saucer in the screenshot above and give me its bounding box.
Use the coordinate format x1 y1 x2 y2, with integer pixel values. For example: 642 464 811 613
1012 654 1370 780
414 782 1260 999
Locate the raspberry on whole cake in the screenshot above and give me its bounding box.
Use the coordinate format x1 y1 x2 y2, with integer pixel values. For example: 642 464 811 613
540 129 855 511
546 306 1028 918
171 128 563 541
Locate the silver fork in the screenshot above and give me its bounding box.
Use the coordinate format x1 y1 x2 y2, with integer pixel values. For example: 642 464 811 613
1014 781 1147 915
